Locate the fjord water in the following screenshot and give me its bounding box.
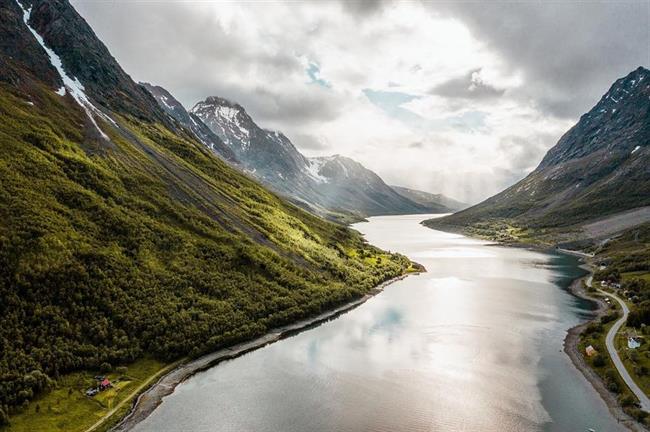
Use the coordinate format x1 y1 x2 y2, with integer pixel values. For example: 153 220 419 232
134 214 623 432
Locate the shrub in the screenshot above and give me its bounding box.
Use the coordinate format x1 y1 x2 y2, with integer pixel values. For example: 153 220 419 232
592 354 606 367
585 322 603 335
620 394 637 407
607 381 620 393
601 312 619 324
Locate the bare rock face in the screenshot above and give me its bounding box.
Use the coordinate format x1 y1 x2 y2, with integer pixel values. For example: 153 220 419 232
540 67 650 169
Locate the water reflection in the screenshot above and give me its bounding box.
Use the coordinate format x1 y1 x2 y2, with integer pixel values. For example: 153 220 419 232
133 214 624 432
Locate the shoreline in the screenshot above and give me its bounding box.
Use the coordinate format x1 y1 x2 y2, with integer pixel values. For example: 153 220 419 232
560 259 647 431
424 221 648 430
110 273 417 431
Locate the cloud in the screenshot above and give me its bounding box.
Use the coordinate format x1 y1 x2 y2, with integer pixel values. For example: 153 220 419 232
497 134 555 173
340 0 387 17
431 2 649 119
290 133 330 151
70 0 647 204
430 68 505 100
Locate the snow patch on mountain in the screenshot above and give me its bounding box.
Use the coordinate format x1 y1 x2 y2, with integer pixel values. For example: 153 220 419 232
160 95 173 110
333 157 350 178
214 105 239 121
16 0 114 140
192 100 251 150
304 157 329 184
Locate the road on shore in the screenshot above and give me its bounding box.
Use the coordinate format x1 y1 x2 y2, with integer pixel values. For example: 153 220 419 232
595 282 650 411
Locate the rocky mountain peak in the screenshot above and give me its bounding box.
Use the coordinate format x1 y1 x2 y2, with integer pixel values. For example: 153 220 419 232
141 82 191 124
591 66 649 114
191 96 255 152
538 67 649 169
141 83 238 163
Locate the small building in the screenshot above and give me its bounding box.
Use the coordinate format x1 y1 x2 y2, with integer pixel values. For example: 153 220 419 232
100 378 112 390
586 345 597 357
628 337 641 349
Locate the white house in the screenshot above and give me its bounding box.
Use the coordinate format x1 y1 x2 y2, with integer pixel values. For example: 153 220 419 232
628 337 641 349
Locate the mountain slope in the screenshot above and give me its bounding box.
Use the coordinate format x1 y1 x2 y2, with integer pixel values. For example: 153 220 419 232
308 154 438 216
0 0 412 418
190 96 431 218
391 185 466 213
425 67 650 244
140 83 238 163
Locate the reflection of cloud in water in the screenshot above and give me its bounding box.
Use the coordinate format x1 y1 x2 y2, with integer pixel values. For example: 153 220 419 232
412 247 496 259
368 308 403 335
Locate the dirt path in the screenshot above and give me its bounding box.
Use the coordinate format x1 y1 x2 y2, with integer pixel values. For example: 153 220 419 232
557 247 595 258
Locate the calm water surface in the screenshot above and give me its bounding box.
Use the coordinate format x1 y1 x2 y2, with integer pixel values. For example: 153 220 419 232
134 214 624 432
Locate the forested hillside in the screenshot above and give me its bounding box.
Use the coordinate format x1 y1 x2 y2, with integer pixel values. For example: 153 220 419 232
0 0 411 421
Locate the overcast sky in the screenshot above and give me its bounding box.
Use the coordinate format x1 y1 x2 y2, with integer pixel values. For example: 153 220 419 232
71 0 649 204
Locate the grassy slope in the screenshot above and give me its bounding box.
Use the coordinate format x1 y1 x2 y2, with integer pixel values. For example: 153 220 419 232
596 223 650 272
6 358 168 432
0 81 411 428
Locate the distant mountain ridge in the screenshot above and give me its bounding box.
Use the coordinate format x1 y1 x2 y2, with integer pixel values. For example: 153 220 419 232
426 66 650 243
189 95 467 219
391 185 466 213
131 92 441 219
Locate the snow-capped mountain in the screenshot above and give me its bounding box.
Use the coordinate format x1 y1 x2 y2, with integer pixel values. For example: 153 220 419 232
189 96 441 219
191 96 310 181
141 83 237 163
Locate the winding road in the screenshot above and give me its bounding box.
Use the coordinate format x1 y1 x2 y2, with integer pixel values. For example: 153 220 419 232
595 280 650 411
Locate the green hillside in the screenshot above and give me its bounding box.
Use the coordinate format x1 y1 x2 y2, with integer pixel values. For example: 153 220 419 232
0 0 411 423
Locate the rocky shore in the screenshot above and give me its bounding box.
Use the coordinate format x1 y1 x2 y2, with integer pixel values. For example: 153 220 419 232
563 264 647 432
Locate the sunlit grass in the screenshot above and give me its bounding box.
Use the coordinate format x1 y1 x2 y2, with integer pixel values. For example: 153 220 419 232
6 358 166 432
